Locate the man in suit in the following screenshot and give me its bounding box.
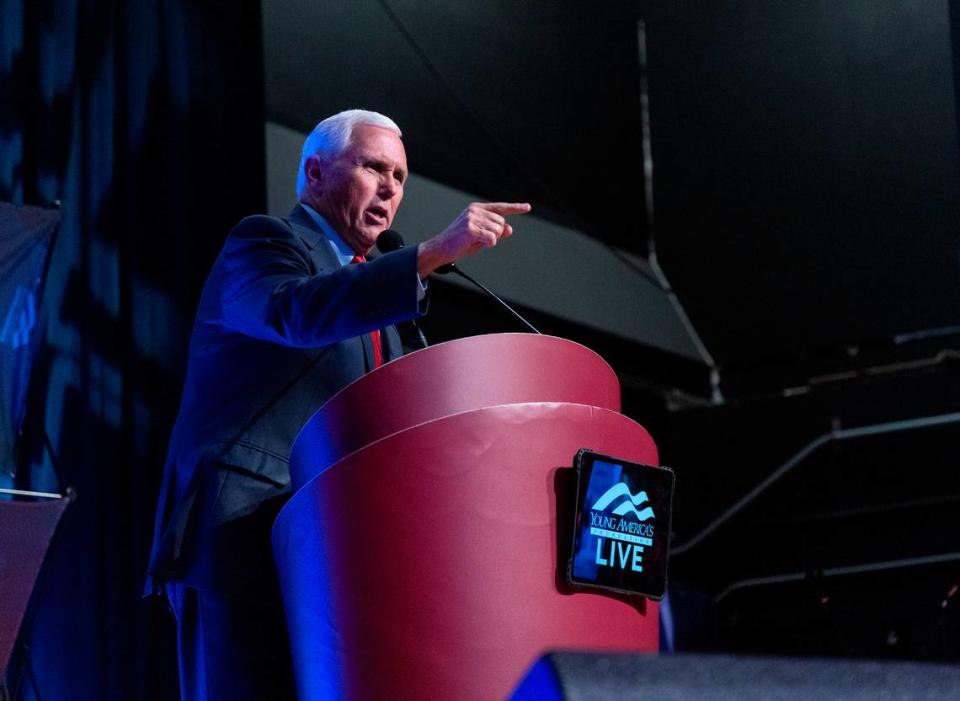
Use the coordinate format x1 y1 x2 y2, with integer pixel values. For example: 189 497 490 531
147 109 530 700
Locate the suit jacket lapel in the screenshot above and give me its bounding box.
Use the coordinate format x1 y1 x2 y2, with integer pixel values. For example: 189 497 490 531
286 204 330 254
359 333 376 372
287 204 394 371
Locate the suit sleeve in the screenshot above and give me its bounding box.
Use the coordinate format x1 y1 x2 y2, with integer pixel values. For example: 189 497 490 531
217 215 422 348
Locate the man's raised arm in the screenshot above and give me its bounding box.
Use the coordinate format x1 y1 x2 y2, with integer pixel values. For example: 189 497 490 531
416 202 531 278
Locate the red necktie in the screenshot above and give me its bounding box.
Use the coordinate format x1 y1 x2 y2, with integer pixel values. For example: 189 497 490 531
351 255 383 368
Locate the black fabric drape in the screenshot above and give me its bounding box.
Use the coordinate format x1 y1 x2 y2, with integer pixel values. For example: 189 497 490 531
0 1 265 698
0 204 59 480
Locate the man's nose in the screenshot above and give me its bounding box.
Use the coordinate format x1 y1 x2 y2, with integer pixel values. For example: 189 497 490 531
379 174 401 198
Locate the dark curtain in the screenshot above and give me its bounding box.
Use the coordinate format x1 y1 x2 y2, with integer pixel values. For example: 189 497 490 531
0 204 59 479
0 1 265 698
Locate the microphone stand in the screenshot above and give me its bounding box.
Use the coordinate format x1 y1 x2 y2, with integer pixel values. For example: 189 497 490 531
436 263 541 334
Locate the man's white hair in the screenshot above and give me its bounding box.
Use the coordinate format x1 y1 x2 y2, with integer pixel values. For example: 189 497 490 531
296 109 402 198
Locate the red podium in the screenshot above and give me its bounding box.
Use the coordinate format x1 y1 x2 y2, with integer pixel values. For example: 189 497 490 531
273 334 659 701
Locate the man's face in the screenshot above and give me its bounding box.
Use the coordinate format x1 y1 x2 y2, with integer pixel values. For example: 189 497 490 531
305 124 408 254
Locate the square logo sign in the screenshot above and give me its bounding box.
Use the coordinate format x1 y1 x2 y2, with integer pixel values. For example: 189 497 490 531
567 450 675 600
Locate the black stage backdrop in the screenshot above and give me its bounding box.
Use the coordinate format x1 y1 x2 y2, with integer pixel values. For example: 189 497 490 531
0 1 265 699
0 204 59 481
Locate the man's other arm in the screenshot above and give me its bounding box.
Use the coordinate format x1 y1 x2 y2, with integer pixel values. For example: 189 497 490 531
219 215 421 348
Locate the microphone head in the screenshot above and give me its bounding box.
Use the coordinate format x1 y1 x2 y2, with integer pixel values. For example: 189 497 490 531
376 229 405 254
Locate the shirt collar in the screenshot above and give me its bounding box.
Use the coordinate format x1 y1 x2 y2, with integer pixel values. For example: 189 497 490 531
299 204 357 266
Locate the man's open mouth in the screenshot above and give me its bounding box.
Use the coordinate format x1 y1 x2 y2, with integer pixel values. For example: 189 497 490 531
366 206 387 221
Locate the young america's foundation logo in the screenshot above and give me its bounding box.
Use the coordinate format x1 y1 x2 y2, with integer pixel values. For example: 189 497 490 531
589 483 655 573
568 452 674 599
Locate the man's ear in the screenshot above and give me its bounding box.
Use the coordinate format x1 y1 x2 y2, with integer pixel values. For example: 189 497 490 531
304 155 323 195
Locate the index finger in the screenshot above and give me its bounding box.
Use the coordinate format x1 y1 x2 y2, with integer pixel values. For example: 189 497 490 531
478 202 532 216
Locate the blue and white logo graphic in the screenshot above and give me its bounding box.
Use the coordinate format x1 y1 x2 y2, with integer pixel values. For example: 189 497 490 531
589 483 655 573
591 483 655 521
570 455 673 598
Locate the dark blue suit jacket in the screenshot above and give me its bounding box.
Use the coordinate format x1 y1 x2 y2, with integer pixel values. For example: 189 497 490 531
147 205 423 597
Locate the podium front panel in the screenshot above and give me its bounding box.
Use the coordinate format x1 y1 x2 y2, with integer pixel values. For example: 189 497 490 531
275 402 660 701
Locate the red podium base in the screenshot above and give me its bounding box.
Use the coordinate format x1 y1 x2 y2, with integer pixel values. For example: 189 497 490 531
274 335 660 700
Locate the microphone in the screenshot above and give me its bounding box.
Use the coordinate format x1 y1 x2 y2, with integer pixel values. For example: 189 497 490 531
378 229 541 335
376 229 406 255
376 229 429 348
